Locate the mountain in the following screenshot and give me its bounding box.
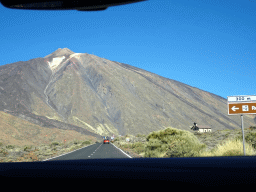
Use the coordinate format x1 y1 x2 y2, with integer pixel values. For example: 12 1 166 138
0 48 255 146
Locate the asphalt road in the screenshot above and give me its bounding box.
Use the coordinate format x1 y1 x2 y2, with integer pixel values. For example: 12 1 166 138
42 142 132 161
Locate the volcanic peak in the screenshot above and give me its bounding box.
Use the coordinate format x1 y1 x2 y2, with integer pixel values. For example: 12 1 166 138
44 48 75 58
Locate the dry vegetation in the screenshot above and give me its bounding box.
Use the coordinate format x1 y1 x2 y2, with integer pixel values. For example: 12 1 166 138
0 139 94 162
0 111 99 162
112 126 256 158
1 125 256 162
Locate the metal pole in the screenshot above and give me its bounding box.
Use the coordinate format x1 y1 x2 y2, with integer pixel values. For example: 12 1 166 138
241 115 246 156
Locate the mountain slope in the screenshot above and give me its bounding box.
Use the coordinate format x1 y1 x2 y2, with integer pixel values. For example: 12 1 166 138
0 110 99 147
0 48 255 144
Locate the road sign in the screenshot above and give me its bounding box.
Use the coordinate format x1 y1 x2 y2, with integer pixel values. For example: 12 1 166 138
227 95 256 102
228 102 256 115
227 95 256 156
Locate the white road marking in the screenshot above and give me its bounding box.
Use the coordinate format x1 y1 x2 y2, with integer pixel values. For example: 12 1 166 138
42 143 96 161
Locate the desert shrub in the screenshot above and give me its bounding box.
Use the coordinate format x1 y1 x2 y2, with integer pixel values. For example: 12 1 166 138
69 145 80 151
82 141 90 145
235 132 256 149
146 128 180 141
245 132 256 148
122 143 131 149
23 145 32 151
193 132 201 136
249 126 256 130
136 134 146 138
222 149 243 156
144 127 206 158
0 142 3 147
0 148 8 155
131 142 146 153
114 137 120 142
199 138 256 157
164 140 207 157
144 149 161 157
6 145 15 149
145 138 162 151
131 142 144 149
134 146 146 153
50 142 59 147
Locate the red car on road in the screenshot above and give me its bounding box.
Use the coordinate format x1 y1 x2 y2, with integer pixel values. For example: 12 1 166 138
103 139 110 144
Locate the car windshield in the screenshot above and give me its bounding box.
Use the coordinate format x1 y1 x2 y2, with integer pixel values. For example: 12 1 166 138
0 0 256 163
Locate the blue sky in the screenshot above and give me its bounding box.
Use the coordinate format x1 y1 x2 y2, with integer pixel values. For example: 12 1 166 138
1 0 255 100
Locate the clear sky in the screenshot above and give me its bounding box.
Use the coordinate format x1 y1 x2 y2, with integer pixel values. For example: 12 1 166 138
1 0 255 100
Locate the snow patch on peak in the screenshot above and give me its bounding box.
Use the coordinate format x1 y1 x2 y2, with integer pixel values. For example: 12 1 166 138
70 53 83 58
48 56 65 70
47 53 84 71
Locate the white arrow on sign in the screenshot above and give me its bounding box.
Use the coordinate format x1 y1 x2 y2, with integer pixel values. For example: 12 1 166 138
232 106 239 111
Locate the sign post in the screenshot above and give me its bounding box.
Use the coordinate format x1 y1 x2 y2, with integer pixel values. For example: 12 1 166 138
227 95 256 156
241 115 245 156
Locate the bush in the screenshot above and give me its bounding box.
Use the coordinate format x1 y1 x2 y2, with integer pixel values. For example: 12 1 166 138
164 140 207 157
131 142 146 153
113 137 120 142
0 148 8 155
199 138 256 157
144 127 206 158
145 138 162 151
131 142 144 149
69 145 80 151
82 141 90 145
134 146 145 153
50 142 59 147
146 128 180 141
222 149 243 156
0 142 3 147
122 143 131 149
6 145 15 149
136 134 146 138
235 132 256 149
144 149 161 157
24 145 32 151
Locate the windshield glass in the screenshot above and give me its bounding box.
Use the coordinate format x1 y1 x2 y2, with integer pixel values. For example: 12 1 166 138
0 0 256 162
